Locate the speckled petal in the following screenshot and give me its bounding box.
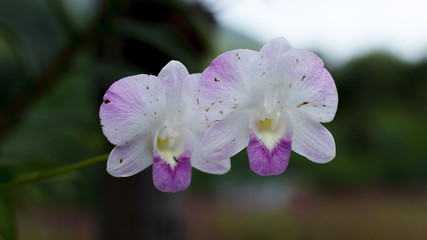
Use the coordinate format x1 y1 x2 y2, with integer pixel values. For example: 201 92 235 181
279 49 338 123
100 74 165 146
201 110 252 161
198 49 264 122
107 136 153 177
152 149 192 192
289 112 335 163
247 126 292 176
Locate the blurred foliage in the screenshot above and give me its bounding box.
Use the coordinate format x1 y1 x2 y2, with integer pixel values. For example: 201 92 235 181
0 197 15 240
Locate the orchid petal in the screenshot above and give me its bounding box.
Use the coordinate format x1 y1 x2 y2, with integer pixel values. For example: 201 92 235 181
289 112 336 163
107 136 153 177
100 74 165 145
247 129 292 176
158 60 190 114
280 50 338 123
191 149 231 174
152 149 192 192
201 110 252 160
198 49 264 122
259 37 293 77
188 125 231 174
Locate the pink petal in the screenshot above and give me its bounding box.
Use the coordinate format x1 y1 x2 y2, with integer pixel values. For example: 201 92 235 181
289 112 335 163
152 149 192 192
247 127 292 176
100 74 166 145
107 137 153 177
198 49 263 122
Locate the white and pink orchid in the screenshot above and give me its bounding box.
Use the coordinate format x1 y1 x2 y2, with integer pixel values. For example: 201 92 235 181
198 38 338 176
100 61 230 192
100 37 338 192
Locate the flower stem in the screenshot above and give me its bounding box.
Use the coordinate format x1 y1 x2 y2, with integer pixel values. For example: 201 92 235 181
0 154 109 192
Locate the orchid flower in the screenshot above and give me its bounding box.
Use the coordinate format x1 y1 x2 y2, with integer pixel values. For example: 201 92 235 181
198 38 338 176
100 61 230 192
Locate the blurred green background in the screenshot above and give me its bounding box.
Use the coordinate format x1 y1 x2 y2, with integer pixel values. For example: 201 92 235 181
1 0 427 239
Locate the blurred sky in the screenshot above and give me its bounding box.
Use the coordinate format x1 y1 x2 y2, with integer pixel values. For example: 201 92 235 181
196 0 427 64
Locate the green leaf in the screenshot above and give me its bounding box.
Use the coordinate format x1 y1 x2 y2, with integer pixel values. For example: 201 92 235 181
0 197 15 240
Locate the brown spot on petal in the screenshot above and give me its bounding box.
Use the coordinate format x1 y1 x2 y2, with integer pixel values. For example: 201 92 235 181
146 86 149 90
323 104 326 107
296 102 309 108
120 158 124 163
104 99 110 104
197 98 199 105
219 110 223 114
231 105 238 110
211 102 215 106
101 124 104 127
214 78 219 82
301 75 306 81
289 83 292 88
313 104 319 107
261 72 266 77
219 100 223 104
205 107 210 112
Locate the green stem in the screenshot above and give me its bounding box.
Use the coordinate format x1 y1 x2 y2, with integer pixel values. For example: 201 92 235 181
0 154 109 193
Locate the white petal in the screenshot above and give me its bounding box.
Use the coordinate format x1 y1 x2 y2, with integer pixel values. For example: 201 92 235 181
158 60 190 115
201 110 252 161
259 37 293 79
289 112 336 163
179 73 203 124
100 74 166 145
279 50 338 123
107 136 153 177
191 146 231 174
198 49 264 122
